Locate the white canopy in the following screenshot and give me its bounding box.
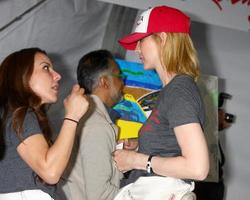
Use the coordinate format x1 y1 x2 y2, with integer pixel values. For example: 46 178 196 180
98 0 250 32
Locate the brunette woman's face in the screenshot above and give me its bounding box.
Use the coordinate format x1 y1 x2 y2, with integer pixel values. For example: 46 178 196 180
135 35 162 70
29 52 61 104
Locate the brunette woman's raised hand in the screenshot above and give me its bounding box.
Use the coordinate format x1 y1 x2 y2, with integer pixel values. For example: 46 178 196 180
64 84 89 122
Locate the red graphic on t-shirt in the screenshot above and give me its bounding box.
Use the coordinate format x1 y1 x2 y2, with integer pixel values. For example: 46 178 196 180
140 108 160 134
150 109 160 124
140 123 153 133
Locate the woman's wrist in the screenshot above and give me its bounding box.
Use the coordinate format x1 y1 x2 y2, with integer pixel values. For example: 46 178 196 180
63 117 79 125
133 153 149 170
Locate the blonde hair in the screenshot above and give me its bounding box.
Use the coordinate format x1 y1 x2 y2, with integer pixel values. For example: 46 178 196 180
153 32 200 81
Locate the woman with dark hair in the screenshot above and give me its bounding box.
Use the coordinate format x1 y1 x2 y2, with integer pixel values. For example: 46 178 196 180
0 48 89 199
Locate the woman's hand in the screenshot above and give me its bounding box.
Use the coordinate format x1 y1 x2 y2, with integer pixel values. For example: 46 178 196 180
64 84 89 121
113 149 137 172
18 85 89 184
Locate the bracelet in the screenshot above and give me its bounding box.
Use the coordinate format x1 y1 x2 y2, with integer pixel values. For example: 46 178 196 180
146 155 155 174
64 117 79 125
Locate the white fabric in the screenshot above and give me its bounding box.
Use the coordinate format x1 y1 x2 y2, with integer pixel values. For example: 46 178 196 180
0 0 38 29
114 176 194 200
134 7 152 33
0 190 54 200
98 0 250 32
0 0 112 58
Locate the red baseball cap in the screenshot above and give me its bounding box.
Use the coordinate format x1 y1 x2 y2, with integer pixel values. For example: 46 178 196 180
118 5 190 50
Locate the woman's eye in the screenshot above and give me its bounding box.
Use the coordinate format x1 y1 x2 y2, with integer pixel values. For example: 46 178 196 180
43 65 50 71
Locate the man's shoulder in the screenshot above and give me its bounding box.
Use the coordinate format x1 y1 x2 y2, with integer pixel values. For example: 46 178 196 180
85 95 112 123
84 108 108 124
77 105 115 135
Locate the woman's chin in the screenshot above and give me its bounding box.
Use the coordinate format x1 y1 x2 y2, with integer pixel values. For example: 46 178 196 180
144 65 154 70
41 97 58 104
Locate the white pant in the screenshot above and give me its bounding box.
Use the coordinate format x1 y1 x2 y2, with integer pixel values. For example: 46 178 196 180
114 176 195 200
0 190 54 200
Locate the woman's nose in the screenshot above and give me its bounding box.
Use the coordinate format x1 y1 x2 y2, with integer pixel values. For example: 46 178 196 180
53 70 61 81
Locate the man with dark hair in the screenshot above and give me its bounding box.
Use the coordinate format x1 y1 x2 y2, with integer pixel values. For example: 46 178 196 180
60 50 125 200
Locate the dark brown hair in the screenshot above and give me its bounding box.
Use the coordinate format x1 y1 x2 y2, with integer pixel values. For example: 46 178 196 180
0 48 52 143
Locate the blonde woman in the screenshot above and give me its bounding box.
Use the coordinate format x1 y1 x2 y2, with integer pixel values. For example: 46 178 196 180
113 6 209 200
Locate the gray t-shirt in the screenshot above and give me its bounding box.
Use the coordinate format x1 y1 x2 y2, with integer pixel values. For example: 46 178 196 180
0 110 57 199
124 75 205 185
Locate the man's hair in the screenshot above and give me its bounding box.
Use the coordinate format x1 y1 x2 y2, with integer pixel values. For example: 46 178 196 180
77 49 114 94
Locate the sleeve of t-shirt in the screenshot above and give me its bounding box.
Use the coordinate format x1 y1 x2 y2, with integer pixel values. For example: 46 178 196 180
12 111 43 148
164 85 201 129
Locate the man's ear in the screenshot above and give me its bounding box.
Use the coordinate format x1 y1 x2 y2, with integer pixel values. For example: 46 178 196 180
98 75 110 89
